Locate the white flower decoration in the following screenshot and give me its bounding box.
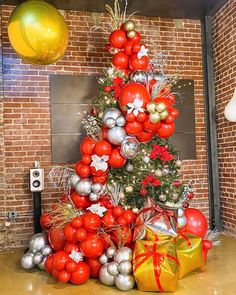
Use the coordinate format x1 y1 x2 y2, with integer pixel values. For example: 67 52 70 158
127 98 145 117
91 154 109 171
69 250 83 263
87 203 107 217
137 45 149 60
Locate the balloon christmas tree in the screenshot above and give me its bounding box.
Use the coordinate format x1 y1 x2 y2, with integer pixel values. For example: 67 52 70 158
21 1 220 292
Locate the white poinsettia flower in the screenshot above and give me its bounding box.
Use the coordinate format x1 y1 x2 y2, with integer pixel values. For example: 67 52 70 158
137 45 149 59
127 98 145 116
69 250 83 263
91 154 109 171
87 203 107 217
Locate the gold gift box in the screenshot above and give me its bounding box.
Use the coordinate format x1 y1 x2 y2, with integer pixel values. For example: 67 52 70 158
133 239 179 292
176 233 205 279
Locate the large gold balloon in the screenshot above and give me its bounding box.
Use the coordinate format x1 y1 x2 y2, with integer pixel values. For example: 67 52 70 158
8 0 68 65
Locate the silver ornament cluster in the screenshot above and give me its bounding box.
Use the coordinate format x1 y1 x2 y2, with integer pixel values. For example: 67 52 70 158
21 233 53 270
102 108 127 145
99 247 135 291
130 70 148 85
120 136 140 159
89 182 104 202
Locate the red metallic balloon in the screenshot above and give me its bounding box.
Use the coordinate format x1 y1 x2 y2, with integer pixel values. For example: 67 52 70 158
109 29 127 49
108 148 126 168
156 122 175 138
80 235 104 258
125 121 143 136
184 208 208 238
137 131 153 143
129 53 149 71
112 51 129 70
128 31 141 44
48 228 66 251
70 262 90 285
86 258 102 278
71 191 92 209
80 136 96 155
94 140 112 156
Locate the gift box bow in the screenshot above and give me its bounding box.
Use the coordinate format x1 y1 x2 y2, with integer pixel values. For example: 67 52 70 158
177 229 193 248
133 198 176 240
133 242 179 292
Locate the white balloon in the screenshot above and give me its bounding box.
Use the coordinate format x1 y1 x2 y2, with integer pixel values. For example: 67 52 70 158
102 108 122 122
99 264 115 286
107 261 119 276
178 208 184 218
99 253 109 265
115 274 135 291
107 127 126 145
33 253 43 265
118 260 132 275
114 247 133 263
178 216 187 228
224 88 236 122
106 247 116 259
29 233 48 253
41 245 53 256
21 252 35 270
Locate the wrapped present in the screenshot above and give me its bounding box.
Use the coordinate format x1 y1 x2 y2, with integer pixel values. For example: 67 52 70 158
133 198 178 241
133 239 179 292
176 230 205 279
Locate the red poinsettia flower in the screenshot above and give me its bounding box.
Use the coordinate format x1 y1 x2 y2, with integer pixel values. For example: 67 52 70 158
152 178 161 186
112 77 123 87
150 144 174 162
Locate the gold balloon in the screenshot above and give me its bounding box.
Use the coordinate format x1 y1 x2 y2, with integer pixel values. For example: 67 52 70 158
124 20 135 31
149 112 161 123
8 0 68 65
127 30 136 38
160 110 169 120
146 102 157 113
156 102 166 113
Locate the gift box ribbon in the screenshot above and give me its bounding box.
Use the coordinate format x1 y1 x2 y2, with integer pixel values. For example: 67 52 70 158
133 242 179 292
177 229 192 248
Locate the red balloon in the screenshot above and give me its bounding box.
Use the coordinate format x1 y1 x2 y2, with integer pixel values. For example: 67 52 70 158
167 93 176 105
170 108 180 118
149 79 157 94
156 122 175 138
129 53 149 71
64 224 77 243
100 233 113 248
92 175 107 185
108 148 126 168
66 261 77 273
112 206 124 217
119 83 151 113
40 213 52 229
137 112 147 123
58 270 71 283
184 208 208 238
90 165 108 177
154 97 172 111
128 31 141 44
125 121 143 136
76 228 88 242
80 137 96 155
137 131 153 143
202 240 213 263
116 215 127 226
112 51 129 70
71 191 92 209
76 164 91 178
86 258 102 278
83 212 101 233
124 40 134 55
132 43 141 53
164 114 175 124
109 29 127 49
48 228 66 251
126 112 136 122
101 126 108 140
64 243 80 253
123 210 135 225
52 269 60 279
81 154 91 165
143 119 161 133
102 211 116 228
80 235 105 258
52 251 70 271
71 216 83 229
45 254 54 273
94 140 112 156
160 85 171 96
70 262 90 285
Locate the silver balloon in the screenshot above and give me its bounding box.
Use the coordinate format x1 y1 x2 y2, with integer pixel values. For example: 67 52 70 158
178 208 184 218
107 261 119 276
99 264 115 286
21 252 35 270
130 70 148 85
118 260 132 275
89 192 100 202
120 136 140 159
102 108 122 122
114 247 133 264
99 253 109 265
69 173 80 188
74 178 92 196
116 116 126 127
178 216 187 228
105 117 116 129
29 233 48 253
41 245 53 256
38 256 47 270
107 127 126 145
115 274 135 291
92 183 103 194
106 247 116 259
33 253 43 265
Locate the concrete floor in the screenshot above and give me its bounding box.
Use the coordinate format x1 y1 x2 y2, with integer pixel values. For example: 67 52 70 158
0 235 236 295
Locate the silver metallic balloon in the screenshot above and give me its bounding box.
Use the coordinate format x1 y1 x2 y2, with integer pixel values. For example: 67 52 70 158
107 261 119 276
74 178 92 196
120 136 140 159
130 70 148 85
116 115 126 127
105 117 116 129
41 245 53 256
115 274 135 291
69 173 80 188
102 108 122 122
178 208 184 218
21 252 35 270
99 253 109 265
33 253 43 265
118 260 132 275
89 192 100 202
99 264 115 286
38 256 47 270
92 183 103 194
114 247 133 264
178 216 187 228
29 233 48 253
106 247 116 259
107 126 126 145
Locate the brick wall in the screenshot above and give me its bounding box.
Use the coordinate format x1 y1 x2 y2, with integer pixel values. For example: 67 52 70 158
0 5 209 251
212 0 236 236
